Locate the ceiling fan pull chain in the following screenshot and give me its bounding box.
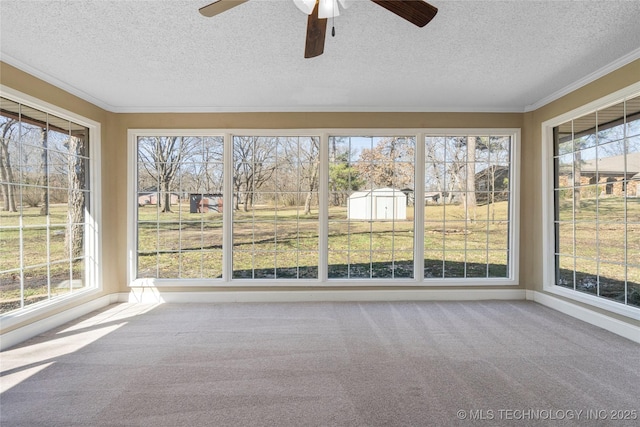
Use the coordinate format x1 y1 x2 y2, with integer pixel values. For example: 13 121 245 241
331 1 336 37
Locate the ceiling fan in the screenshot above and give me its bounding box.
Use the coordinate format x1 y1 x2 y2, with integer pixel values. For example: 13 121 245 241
199 0 438 58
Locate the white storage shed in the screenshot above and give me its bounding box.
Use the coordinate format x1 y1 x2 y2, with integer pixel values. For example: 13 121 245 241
347 188 407 220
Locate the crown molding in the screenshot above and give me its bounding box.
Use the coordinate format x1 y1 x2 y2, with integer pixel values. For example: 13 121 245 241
524 47 640 113
1 54 117 112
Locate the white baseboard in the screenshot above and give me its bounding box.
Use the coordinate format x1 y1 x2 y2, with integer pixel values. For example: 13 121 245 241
4 289 636 350
0 294 120 351
528 290 640 344
1 289 526 350
127 288 527 304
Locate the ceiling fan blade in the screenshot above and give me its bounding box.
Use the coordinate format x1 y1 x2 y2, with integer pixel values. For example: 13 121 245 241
199 0 249 17
305 1 328 58
370 0 438 27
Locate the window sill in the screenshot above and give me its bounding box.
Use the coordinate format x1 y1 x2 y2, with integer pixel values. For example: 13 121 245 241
543 284 640 321
129 277 519 287
0 288 103 333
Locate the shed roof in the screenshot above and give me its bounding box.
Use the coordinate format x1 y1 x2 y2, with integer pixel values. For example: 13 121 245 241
349 188 407 199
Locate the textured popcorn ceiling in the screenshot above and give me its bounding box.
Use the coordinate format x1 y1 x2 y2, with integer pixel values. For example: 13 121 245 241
1 0 639 113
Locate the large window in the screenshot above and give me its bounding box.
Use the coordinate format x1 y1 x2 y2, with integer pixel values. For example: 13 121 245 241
328 136 415 279
136 136 224 279
232 136 319 279
550 92 640 310
131 130 518 285
424 135 512 279
0 95 98 315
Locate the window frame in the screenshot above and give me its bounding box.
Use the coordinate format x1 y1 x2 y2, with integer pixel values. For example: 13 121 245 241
422 132 519 284
128 128 520 287
327 134 418 281
542 81 640 320
0 85 102 323
231 134 322 281
134 134 225 280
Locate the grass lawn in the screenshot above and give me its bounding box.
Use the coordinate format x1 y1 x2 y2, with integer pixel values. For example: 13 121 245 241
2 197 638 312
555 196 640 305
135 201 511 279
0 204 87 313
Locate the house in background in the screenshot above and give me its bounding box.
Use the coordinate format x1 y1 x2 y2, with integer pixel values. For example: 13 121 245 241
580 152 640 197
137 191 179 206
189 193 223 213
475 165 511 203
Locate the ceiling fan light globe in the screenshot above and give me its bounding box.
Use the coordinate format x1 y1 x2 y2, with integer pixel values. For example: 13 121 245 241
293 0 316 15
318 0 341 19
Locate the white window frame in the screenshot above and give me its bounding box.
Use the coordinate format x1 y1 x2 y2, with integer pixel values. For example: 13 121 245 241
0 85 102 325
326 133 421 282
421 130 521 286
541 81 640 320
128 128 520 287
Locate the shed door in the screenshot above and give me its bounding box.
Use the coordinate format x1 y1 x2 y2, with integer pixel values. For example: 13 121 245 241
376 196 395 220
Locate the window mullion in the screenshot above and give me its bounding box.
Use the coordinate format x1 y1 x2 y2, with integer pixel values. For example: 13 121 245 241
623 99 628 305
318 132 329 282
222 132 234 281
414 132 425 281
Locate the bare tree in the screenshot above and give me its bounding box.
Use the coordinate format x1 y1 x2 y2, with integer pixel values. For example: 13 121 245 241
66 134 86 258
233 136 277 211
40 129 49 215
444 137 466 204
425 141 446 202
574 149 582 212
464 136 477 220
16 127 50 208
425 136 484 210
572 134 595 213
486 136 510 220
0 117 18 212
201 139 223 193
181 138 223 196
291 137 320 215
138 136 200 213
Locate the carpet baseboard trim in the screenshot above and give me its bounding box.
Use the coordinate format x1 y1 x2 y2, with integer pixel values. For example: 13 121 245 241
5 289 636 350
528 290 640 343
126 288 527 303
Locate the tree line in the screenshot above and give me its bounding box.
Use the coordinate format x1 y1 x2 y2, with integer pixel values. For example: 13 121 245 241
135 135 511 217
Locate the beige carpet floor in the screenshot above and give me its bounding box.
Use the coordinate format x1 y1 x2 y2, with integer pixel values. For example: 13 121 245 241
1 301 639 426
